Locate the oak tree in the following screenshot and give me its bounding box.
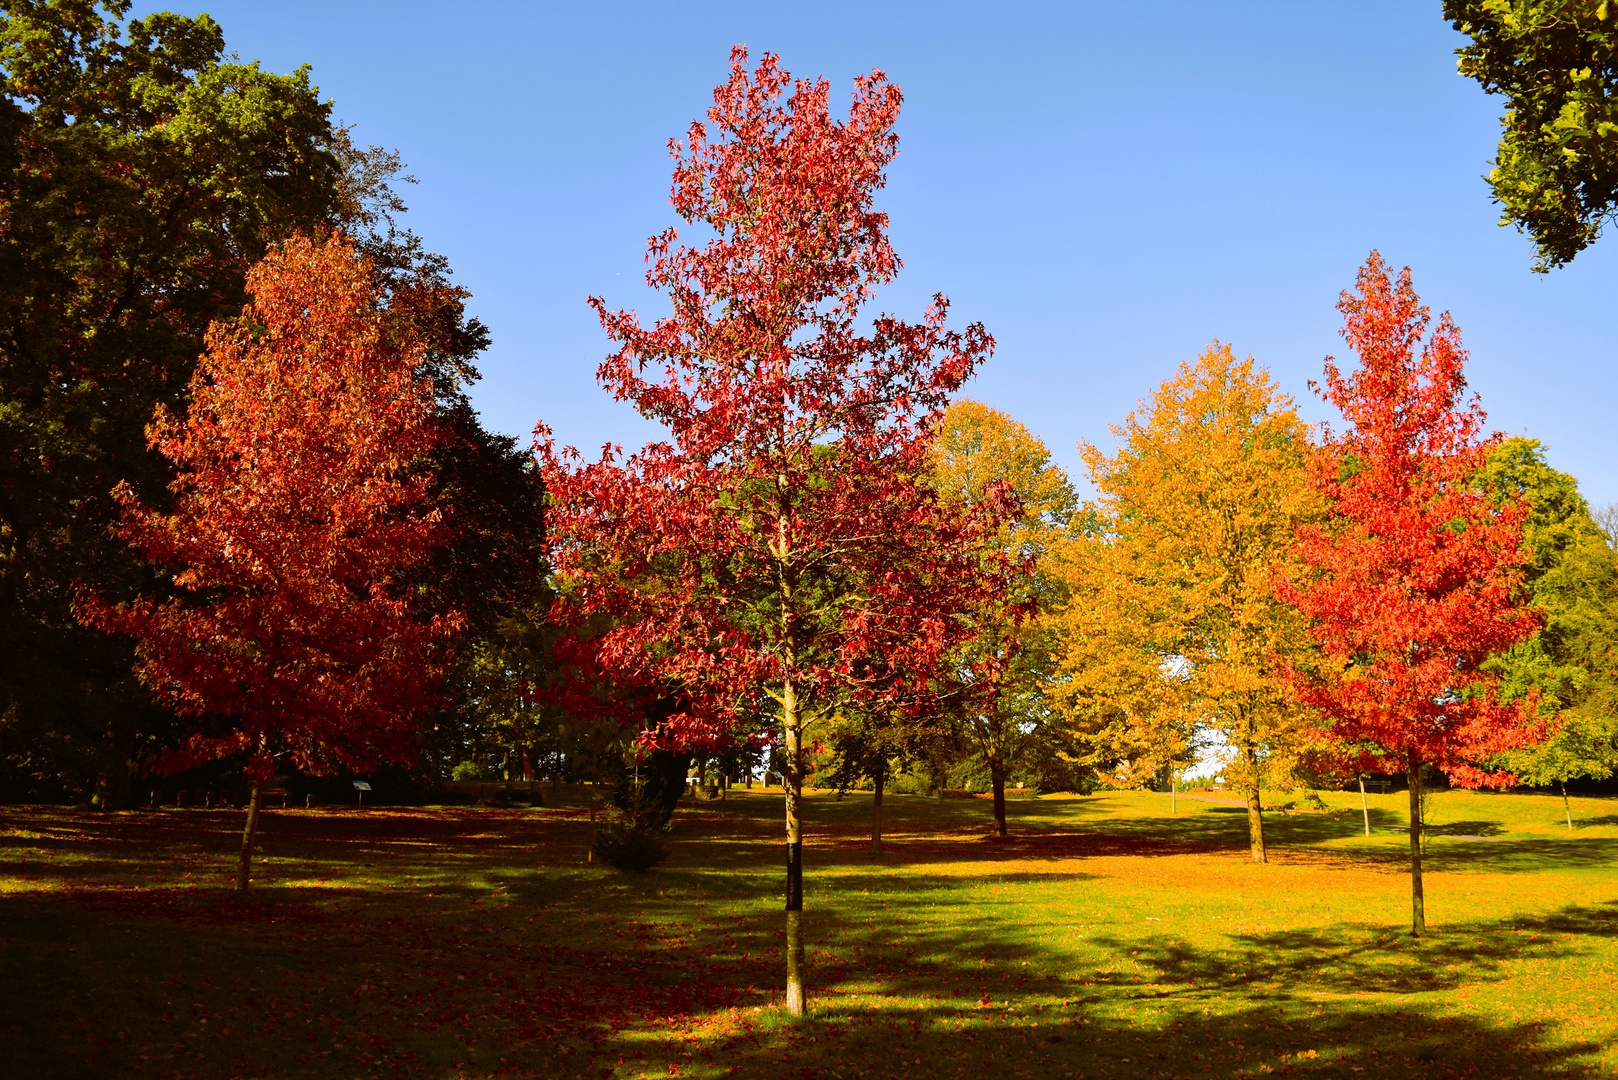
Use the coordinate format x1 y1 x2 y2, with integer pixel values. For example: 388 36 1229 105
1283 254 1542 935
1446 1 1618 269
541 48 1002 1015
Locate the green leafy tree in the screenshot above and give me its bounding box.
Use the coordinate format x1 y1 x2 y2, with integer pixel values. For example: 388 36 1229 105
0 2 341 803
0 3 503 805
1477 437 1618 824
1447 0 1618 269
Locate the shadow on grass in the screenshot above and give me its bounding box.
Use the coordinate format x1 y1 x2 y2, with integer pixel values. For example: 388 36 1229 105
5 880 1608 1080
2 806 1614 1079
747 999 1599 1079
1088 901 1618 998
1425 820 1506 837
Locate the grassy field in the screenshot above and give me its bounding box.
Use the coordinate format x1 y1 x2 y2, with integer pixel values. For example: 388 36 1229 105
2 785 1616 1080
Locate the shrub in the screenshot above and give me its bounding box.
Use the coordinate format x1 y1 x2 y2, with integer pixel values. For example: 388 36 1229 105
451 761 484 781
593 808 669 873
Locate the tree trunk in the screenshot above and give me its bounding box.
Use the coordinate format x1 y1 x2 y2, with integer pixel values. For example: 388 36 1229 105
519 745 534 783
91 713 137 811
1561 780 1573 832
990 761 1008 838
587 793 597 864
1170 774 1177 814
236 781 263 892
1359 776 1370 837
783 681 806 1017
871 759 885 855
1245 781 1267 863
1407 762 1426 937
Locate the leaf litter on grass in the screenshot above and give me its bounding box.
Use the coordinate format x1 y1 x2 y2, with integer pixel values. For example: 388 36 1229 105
0 790 1615 1078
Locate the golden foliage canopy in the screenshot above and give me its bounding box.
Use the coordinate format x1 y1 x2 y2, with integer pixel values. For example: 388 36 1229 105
1050 344 1325 792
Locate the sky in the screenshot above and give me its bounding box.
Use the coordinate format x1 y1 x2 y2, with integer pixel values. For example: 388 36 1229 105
142 1 1618 505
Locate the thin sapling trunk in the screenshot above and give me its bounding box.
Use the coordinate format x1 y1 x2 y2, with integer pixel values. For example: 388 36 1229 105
1561 779 1572 832
990 761 1008 838
1408 762 1426 937
782 683 806 1017
236 780 263 892
1359 775 1370 837
871 758 884 855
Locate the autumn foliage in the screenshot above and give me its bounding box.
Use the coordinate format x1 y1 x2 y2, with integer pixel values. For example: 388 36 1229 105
1284 254 1542 932
1054 345 1324 863
541 47 1009 1013
80 232 457 786
1286 255 1541 787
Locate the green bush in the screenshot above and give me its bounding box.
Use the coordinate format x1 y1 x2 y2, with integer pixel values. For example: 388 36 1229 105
451 761 484 781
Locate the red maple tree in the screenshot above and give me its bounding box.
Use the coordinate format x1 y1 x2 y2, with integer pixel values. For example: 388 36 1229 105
1284 253 1542 935
541 47 1009 1013
80 231 458 890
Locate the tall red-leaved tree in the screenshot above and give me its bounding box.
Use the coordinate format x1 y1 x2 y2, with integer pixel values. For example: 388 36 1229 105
541 48 1008 1014
1284 253 1541 936
81 231 457 891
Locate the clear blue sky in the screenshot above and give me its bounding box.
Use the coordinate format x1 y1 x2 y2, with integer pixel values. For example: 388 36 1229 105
150 2 1618 505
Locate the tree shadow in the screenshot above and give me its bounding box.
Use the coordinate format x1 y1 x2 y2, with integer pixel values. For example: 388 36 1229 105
1088 901 1618 997
1425 820 1506 837
3 805 1614 1079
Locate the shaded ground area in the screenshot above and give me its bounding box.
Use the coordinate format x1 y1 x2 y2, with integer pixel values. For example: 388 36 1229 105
1 787 1616 1079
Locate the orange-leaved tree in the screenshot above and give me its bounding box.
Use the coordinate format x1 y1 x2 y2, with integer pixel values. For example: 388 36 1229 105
1052 344 1324 861
540 48 1006 1015
1283 253 1542 935
80 231 458 891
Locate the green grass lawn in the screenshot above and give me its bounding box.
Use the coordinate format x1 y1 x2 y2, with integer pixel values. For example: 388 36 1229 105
2 785 1616 1080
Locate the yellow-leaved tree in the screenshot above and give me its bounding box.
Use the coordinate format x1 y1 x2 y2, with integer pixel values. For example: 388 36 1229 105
1050 344 1324 862
931 400 1077 836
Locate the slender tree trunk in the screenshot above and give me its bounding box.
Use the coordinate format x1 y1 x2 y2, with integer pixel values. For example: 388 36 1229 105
1359 776 1370 837
782 680 805 1016
1170 774 1177 814
1243 746 1266 863
236 781 263 892
1407 762 1426 937
1246 783 1266 863
1561 780 1573 832
990 761 1008 838
587 789 597 864
871 759 885 854
588 773 601 867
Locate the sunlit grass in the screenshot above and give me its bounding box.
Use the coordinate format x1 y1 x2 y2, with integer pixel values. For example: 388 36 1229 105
1 786 1615 1078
